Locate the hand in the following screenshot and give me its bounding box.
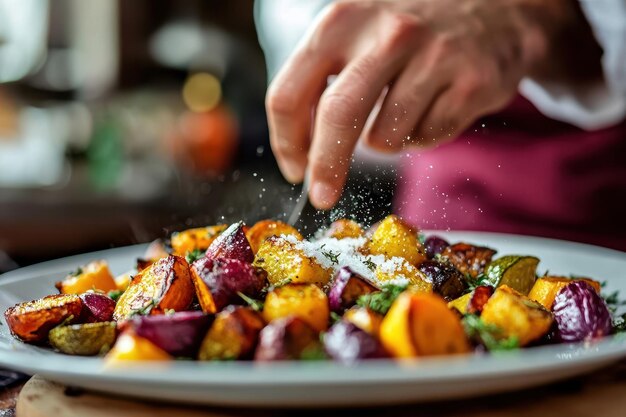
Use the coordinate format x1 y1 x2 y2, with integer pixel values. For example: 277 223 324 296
266 0 584 209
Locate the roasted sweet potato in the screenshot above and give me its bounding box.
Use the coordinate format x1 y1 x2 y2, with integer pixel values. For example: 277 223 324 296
120 311 212 357
440 243 497 279
324 321 388 363
374 259 432 293
380 292 471 357
328 267 377 313
49 322 117 356
253 236 331 286
190 257 266 314
254 317 323 361
79 293 116 323
324 219 364 239
343 306 384 337
106 331 172 362
205 221 254 263
114 271 133 291
113 255 194 321
417 260 467 301
263 283 329 332
198 306 264 360
170 225 228 256
366 215 426 266
481 285 553 346
246 220 303 254
529 276 602 310
55 260 118 295
4 294 83 343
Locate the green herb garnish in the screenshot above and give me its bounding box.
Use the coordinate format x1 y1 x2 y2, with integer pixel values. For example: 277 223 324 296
465 273 487 292
300 345 328 361
330 311 342 324
601 286 626 314
128 298 159 318
319 244 340 265
462 314 519 351
363 257 377 272
69 267 83 277
356 283 407 315
237 292 264 312
613 313 626 333
107 289 123 302
185 248 205 264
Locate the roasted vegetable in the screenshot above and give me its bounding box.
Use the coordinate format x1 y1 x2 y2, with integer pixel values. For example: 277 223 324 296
106 331 172 362
380 292 470 357
4 294 83 343
205 221 254 263
263 283 329 332
552 281 612 342
343 306 384 337
253 236 331 287
480 285 553 346
114 271 133 292
328 267 377 313
246 220 303 254
484 255 539 295
447 285 493 315
417 260 467 301
324 321 388 363
55 260 118 295
49 322 117 356
170 225 228 256
113 255 194 321
423 235 450 259
440 243 497 279
190 257 266 314
79 293 116 323
120 311 212 357
529 276 602 310
374 260 432 293
255 317 324 361
198 306 264 360
366 215 426 266
324 219 364 239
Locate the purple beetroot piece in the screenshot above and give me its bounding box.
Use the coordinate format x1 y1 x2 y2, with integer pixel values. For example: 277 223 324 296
552 281 612 343
417 260 467 301
122 311 212 357
424 235 450 259
205 221 254 263
328 267 377 313
324 321 389 363
79 293 116 323
254 317 323 361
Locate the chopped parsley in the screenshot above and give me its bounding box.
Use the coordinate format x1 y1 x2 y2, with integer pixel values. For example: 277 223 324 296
319 244 340 265
69 267 84 277
237 292 264 312
300 345 328 361
462 314 519 351
185 248 205 264
107 289 123 302
601 286 626 314
363 257 377 272
465 273 487 292
128 298 159 317
613 313 626 333
418 233 426 245
330 311 342 324
356 283 407 316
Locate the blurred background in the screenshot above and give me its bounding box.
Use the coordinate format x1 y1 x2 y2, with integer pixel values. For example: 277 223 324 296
0 0 395 272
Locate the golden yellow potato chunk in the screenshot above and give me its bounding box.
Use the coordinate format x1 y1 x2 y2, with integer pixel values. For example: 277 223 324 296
170 225 227 256
263 283 329 332
367 215 426 265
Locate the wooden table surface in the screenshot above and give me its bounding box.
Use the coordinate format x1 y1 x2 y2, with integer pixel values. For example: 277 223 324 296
2 359 626 417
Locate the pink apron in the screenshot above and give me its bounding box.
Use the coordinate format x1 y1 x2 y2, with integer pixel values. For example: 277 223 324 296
397 95 626 251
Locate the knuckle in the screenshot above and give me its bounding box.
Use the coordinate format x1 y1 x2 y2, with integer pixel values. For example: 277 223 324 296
430 34 458 65
319 1 355 28
379 13 421 52
318 92 358 129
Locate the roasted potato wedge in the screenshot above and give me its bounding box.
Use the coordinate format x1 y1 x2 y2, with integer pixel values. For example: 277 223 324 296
49 322 117 356
481 285 553 346
374 259 432 293
263 283 329 332
380 292 470 357
198 306 265 360
254 316 323 361
366 215 426 265
529 276 601 310
170 225 228 256
246 220 303 254
55 260 117 295
253 236 331 286
113 255 194 321
325 219 364 239
190 257 266 314
106 331 172 362
4 294 83 343
440 243 497 279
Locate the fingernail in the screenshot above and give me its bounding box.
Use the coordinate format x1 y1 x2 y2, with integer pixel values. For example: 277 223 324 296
310 181 337 210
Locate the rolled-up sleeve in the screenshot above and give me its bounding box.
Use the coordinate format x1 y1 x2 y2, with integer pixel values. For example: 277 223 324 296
519 0 626 130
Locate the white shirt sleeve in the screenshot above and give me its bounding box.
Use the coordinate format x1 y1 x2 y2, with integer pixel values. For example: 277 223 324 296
256 0 626 131
519 0 626 130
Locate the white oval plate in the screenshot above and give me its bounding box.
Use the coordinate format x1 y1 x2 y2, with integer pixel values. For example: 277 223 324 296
1 231 625 408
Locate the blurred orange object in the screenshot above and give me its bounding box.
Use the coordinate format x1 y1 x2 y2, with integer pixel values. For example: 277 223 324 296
106 331 172 363
55 260 118 295
167 105 238 176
